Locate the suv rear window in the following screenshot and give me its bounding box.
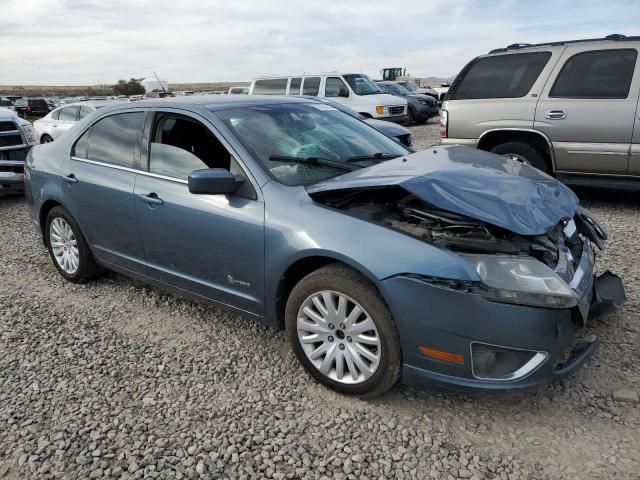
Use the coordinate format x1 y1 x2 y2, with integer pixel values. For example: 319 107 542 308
449 52 551 100
550 49 637 99
29 99 49 109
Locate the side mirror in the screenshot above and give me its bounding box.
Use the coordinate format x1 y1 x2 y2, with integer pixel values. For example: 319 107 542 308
188 168 244 195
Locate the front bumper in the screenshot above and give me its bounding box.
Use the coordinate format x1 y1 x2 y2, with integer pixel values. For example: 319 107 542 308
0 160 25 196
414 106 439 122
382 269 625 393
380 114 409 124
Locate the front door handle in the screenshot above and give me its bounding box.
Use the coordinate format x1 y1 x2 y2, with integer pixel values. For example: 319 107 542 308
138 192 164 206
64 173 78 184
544 109 567 120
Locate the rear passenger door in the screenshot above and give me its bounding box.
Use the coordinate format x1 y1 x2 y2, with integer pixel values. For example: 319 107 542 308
134 110 265 315
62 111 147 274
535 48 639 174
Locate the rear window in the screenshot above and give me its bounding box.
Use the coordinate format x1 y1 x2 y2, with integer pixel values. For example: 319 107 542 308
550 49 637 99
86 112 144 168
29 99 49 108
253 79 288 95
449 52 551 100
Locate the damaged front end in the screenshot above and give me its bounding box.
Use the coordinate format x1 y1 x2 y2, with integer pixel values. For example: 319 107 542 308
310 185 626 322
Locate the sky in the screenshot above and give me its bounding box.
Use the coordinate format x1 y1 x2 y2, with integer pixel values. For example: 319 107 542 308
1 0 639 85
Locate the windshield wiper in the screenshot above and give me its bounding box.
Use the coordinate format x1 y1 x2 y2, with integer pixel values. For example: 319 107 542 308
268 155 360 172
344 153 402 163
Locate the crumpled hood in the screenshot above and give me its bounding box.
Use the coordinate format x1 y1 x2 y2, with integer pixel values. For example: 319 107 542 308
307 145 579 236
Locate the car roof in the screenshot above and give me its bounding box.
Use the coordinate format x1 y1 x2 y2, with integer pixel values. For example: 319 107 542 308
57 100 128 109
488 34 640 54
102 95 320 113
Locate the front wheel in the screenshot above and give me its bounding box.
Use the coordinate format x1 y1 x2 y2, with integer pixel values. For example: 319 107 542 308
285 264 401 397
45 206 101 283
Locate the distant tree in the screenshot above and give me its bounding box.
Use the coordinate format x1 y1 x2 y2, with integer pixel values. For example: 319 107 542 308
113 78 145 96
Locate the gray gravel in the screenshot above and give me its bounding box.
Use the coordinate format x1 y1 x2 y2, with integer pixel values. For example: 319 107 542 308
1 123 639 479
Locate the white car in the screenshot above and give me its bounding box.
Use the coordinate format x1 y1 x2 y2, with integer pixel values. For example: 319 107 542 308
249 73 408 123
228 86 249 94
33 101 122 143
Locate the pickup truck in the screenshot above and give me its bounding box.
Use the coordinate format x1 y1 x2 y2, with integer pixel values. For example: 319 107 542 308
0 107 37 196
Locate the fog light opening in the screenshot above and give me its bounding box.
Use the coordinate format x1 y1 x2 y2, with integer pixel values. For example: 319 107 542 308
470 342 547 381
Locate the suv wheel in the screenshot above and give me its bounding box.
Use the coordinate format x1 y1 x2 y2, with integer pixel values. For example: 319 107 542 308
490 142 549 173
285 264 401 398
45 206 101 283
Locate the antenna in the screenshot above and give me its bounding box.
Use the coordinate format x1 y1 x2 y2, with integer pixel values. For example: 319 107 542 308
153 71 168 95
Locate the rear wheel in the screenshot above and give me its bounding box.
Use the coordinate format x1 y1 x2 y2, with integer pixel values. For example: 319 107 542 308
45 206 101 283
41 134 53 143
285 264 401 397
490 141 549 173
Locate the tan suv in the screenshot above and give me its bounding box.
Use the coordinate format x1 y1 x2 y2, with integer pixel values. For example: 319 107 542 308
440 34 640 188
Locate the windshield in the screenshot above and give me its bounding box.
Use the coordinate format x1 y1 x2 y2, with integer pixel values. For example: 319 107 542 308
343 74 383 95
385 83 412 97
399 82 417 92
215 102 407 186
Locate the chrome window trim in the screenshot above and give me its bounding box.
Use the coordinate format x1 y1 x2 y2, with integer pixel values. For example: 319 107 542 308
469 341 548 382
70 156 188 185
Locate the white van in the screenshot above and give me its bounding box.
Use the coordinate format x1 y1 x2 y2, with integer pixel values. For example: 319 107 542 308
249 73 408 123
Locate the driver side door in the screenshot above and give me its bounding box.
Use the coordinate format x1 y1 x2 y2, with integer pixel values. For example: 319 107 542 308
134 109 265 316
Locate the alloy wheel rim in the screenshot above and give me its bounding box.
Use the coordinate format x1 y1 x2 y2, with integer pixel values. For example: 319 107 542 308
50 217 79 274
297 290 381 384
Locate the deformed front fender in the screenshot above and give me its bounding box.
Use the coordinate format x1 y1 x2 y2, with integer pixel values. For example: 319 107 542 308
261 181 479 325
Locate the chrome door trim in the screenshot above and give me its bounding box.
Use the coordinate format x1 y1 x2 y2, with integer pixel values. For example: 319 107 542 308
554 142 630 156
71 156 188 185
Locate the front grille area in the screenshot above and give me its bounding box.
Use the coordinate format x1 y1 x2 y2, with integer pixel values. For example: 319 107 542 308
0 121 17 132
0 121 23 149
390 106 405 115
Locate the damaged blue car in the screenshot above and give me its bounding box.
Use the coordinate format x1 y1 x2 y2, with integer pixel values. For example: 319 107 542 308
24 96 626 397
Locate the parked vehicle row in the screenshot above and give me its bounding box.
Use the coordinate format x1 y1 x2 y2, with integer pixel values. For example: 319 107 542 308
25 95 626 397
441 34 640 189
249 73 409 123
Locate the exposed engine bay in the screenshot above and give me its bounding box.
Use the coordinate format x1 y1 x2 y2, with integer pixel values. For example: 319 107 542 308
310 186 606 272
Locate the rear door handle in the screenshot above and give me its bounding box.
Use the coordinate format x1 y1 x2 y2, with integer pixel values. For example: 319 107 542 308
544 109 567 120
64 173 78 184
138 192 164 206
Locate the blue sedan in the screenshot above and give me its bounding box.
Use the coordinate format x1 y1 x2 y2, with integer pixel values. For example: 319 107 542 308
24 96 625 397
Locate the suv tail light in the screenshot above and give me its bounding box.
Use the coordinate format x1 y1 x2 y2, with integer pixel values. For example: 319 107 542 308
439 110 448 138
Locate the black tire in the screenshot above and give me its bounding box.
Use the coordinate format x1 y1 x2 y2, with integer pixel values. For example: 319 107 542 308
406 108 416 126
285 263 402 398
41 134 53 143
45 206 101 283
490 141 549 173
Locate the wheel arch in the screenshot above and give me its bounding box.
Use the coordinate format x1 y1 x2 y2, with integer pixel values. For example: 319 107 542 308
272 253 385 330
476 128 556 172
39 199 63 244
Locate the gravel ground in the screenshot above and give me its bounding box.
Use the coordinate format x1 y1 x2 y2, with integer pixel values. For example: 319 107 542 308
0 122 638 479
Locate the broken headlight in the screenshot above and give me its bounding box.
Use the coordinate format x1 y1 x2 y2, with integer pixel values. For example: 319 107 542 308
463 255 578 309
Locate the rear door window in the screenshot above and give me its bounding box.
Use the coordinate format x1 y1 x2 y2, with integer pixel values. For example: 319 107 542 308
550 49 638 99
58 106 78 121
253 79 288 95
302 77 321 96
86 112 144 168
449 52 551 100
